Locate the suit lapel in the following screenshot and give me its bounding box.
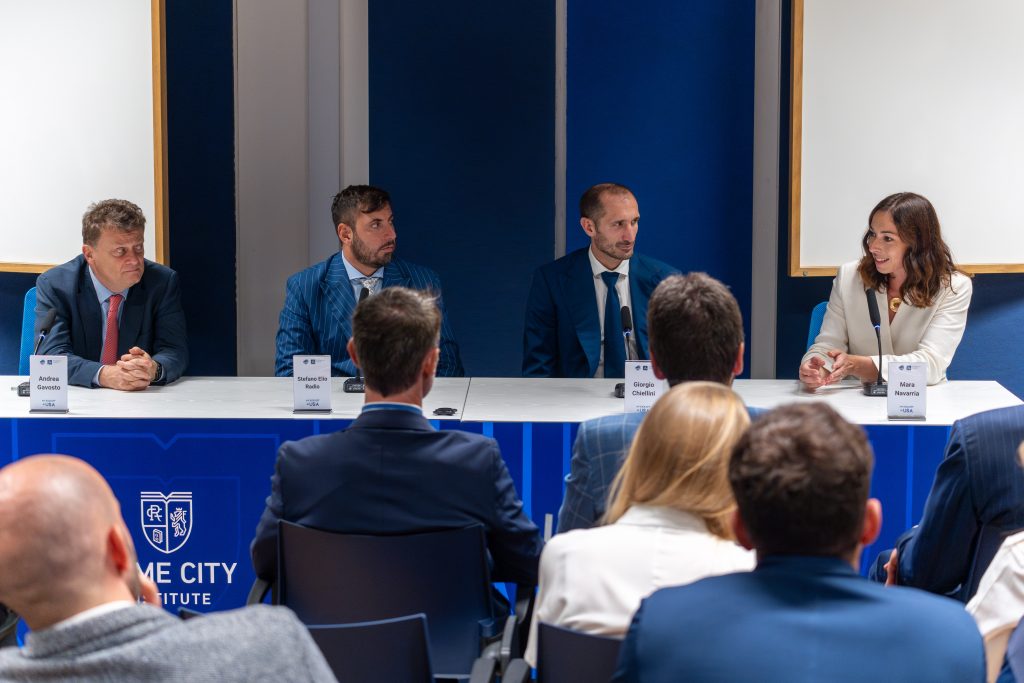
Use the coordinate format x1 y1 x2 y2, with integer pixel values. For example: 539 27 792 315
382 260 410 289
76 264 103 361
321 254 358 339
563 250 600 375
629 256 652 358
119 276 146 356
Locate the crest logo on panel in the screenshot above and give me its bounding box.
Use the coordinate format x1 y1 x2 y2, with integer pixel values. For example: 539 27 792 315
140 491 193 554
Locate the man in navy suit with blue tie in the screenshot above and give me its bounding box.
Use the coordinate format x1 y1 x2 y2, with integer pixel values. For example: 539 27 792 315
522 183 677 379
275 185 464 377
614 403 985 683
35 199 188 390
254 287 541 589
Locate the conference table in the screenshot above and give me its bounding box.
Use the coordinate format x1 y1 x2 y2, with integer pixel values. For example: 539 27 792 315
1 376 1020 615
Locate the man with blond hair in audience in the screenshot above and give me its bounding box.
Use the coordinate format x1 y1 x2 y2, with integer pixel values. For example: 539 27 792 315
0 454 335 682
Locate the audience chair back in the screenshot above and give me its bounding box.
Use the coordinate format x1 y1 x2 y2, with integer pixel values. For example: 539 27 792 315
806 300 828 351
0 607 18 649
308 614 434 683
537 622 623 683
960 525 1023 603
18 287 37 375
277 521 497 679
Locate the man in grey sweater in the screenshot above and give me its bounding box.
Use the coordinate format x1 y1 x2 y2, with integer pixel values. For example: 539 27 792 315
0 454 335 682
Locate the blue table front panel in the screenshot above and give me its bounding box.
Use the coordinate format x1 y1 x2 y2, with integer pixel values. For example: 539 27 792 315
2 417 950 614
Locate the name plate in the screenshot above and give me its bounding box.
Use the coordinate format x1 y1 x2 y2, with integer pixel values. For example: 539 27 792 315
887 362 926 420
30 354 68 413
624 361 668 414
292 355 332 413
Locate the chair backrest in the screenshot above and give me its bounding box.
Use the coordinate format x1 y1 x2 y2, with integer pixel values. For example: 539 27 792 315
960 525 1023 603
537 622 623 683
308 614 434 683
277 522 495 678
0 606 19 649
806 300 828 351
18 287 37 375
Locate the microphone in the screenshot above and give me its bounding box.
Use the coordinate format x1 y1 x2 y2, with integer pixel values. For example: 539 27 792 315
17 309 57 397
614 305 634 398
620 306 634 361
862 288 888 397
343 287 371 393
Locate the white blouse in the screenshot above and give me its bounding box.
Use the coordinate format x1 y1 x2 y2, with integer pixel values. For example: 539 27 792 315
524 504 755 666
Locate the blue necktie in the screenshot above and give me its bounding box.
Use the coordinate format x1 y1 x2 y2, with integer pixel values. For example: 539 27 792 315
601 271 625 378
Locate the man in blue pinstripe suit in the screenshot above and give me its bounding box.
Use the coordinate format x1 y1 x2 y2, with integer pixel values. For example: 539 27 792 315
274 185 464 377
871 404 1024 599
556 272 748 532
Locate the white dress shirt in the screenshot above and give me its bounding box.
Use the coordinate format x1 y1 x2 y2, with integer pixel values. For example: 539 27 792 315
587 247 635 377
967 530 1024 682
524 504 755 665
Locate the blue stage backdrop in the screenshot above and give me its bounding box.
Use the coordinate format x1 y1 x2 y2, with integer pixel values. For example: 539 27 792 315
368 0 555 377
566 0 756 377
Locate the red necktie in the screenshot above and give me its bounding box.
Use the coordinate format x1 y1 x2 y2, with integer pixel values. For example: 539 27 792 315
100 294 123 365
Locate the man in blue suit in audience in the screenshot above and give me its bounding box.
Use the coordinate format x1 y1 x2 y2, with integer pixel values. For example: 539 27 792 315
275 185 463 377
35 199 188 389
614 403 985 683
870 404 1024 599
557 273 746 532
522 183 677 379
254 287 541 591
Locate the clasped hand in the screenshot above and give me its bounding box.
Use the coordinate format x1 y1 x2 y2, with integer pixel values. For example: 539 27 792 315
799 350 877 391
99 347 158 391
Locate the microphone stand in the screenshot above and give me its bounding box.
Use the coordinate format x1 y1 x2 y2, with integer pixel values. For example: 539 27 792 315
863 289 888 397
343 287 370 394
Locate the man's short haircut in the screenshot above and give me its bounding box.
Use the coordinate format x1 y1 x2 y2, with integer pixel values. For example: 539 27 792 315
579 183 634 223
729 403 874 557
81 199 146 246
351 287 440 396
331 185 391 231
647 273 744 385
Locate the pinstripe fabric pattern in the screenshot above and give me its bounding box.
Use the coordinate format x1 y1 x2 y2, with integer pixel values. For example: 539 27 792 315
274 253 464 377
895 404 1024 593
556 412 645 533
557 406 765 534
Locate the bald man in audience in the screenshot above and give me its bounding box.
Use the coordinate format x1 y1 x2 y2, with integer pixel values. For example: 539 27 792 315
0 455 335 682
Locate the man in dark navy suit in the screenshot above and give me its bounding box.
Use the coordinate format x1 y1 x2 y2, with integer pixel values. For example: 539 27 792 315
614 403 985 683
253 287 541 588
870 404 1024 599
556 272 748 532
522 183 677 379
275 185 463 377
35 199 188 389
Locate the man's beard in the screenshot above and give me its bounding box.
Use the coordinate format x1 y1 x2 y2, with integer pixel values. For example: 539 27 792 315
352 233 395 269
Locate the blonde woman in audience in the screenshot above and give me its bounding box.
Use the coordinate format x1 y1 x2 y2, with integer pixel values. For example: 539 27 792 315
525 382 755 665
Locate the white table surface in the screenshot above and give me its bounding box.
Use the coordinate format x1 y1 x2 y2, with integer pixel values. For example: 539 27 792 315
0 376 471 421
461 378 1022 426
2 376 1019 426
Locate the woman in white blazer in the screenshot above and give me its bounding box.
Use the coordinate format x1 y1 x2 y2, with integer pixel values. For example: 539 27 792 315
525 382 755 665
800 192 972 388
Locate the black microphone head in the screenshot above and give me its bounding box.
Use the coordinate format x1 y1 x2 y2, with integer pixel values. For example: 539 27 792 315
864 288 881 328
358 286 370 303
36 309 57 335
620 305 633 332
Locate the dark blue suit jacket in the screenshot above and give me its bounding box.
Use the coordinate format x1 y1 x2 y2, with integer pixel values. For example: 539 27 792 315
614 555 985 683
557 405 764 533
882 404 1024 594
274 253 464 377
250 408 542 585
34 255 188 388
522 248 677 378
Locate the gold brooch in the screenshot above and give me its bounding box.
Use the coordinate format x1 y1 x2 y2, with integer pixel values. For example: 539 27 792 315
889 297 902 313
